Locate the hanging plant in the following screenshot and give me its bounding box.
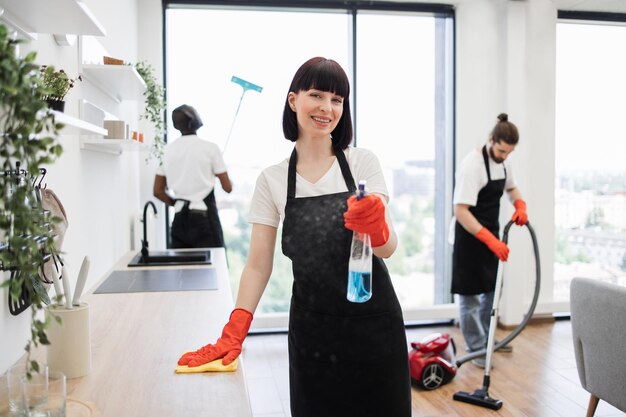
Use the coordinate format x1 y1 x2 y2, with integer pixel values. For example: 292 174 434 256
0 24 64 378
133 61 166 164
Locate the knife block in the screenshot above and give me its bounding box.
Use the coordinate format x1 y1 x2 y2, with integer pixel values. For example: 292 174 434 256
46 303 92 379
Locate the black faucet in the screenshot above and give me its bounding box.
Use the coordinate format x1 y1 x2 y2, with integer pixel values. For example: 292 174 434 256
141 201 158 259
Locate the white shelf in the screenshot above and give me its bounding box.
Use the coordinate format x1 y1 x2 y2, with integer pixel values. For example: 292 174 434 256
0 0 106 38
80 138 146 155
81 65 147 102
52 111 107 135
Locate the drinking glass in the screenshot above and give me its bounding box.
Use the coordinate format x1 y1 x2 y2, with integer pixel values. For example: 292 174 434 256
22 371 66 417
7 364 47 417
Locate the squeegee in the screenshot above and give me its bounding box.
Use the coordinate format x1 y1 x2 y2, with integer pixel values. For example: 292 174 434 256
223 76 263 153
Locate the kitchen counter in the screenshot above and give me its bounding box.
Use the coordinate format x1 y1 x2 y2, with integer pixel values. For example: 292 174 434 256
59 248 252 417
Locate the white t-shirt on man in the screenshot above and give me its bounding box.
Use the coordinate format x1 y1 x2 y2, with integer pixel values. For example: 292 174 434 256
449 146 516 244
248 147 389 228
156 134 227 211
453 147 516 207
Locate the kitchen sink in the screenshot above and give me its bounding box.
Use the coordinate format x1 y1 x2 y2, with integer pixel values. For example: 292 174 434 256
127 250 212 267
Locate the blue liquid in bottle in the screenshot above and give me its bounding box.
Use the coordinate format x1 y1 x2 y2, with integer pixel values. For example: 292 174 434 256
347 180 373 303
347 271 372 303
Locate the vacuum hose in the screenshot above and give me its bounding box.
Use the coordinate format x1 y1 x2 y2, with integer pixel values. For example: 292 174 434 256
455 220 541 367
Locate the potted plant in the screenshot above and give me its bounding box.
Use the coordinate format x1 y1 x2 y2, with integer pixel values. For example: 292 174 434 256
134 61 166 163
1 24 64 378
39 65 82 112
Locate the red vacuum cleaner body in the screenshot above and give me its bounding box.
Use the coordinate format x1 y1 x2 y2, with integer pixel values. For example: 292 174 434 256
408 332 458 390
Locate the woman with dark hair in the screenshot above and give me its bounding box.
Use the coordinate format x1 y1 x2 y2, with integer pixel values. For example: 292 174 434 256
178 57 411 416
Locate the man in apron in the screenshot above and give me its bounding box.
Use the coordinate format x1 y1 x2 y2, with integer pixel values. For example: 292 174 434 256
451 113 529 367
153 104 232 248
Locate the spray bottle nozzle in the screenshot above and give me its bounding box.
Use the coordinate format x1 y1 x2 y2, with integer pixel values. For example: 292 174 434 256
357 180 367 201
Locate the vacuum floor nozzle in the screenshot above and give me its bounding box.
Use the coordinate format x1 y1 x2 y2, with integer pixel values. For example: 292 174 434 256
453 389 503 410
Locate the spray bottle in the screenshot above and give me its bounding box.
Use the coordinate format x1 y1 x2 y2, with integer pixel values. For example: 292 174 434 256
347 180 373 303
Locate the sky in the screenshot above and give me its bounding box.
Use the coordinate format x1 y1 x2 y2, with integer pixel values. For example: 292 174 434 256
555 23 626 172
166 8 437 174
166 8 625 191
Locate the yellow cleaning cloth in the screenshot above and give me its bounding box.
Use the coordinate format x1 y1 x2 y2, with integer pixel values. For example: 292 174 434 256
175 358 238 374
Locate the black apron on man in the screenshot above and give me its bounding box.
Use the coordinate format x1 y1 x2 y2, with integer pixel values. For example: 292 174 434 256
452 145 506 295
281 148 411 417
171 190 225 248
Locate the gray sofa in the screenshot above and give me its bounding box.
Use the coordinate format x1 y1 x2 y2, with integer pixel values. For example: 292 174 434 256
570 277 626 417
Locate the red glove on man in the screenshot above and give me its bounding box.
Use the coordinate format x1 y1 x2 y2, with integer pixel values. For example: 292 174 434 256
344 195 389 247
511 199 528 226
475 227 509 261
178 308 253 367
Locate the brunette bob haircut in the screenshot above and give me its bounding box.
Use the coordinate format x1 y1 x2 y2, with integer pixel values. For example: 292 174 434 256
282 57 353 150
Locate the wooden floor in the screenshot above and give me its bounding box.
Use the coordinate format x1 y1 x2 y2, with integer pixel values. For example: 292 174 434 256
242 319 625 417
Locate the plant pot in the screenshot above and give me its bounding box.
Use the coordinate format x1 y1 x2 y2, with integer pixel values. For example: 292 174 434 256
46 99 65 113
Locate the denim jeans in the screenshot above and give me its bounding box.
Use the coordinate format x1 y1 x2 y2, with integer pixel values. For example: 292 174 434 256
458 291 495 352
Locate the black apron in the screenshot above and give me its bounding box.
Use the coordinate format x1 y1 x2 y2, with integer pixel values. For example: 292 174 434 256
282 148 411 417
451 145 506 295
170 190 225 248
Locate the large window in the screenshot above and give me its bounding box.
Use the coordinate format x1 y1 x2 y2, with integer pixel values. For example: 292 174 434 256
355 12 454 309
165 3 454 320
555 20 626 302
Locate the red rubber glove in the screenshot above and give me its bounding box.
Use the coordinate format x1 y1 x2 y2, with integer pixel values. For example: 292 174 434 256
511 199 528 226
178 308 253 367
475 227 509 261
344 194 389 247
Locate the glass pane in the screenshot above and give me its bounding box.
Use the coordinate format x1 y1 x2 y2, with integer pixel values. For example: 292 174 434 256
356 12 449 310
166 7 350 312
555 23 626 302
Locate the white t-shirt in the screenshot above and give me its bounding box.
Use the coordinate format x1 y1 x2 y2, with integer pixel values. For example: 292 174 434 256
248 147 389 228
449 147 516 244
453 147 516 207
156 134 227 210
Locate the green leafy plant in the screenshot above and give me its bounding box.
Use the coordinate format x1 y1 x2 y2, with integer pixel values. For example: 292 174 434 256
39 65 81 102
134 61 166 163
0 24 64 378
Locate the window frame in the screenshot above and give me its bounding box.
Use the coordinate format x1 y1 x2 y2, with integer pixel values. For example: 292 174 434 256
162 0 457 327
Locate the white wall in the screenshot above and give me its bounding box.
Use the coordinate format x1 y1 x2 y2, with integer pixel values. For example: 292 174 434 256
455 0 559 325
137 0 167 251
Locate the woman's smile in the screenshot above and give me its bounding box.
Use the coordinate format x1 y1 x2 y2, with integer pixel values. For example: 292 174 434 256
311 115 332 126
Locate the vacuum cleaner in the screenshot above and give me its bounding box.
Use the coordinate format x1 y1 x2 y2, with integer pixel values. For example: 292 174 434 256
452 219 541 410
408 219 541 405
408 332 457 390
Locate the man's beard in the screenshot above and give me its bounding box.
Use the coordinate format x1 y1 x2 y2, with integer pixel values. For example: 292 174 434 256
489 146 504 164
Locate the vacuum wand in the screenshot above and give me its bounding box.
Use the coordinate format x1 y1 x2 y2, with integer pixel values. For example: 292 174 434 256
454 220 541 367
452 252 505 410
453 220 517 411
